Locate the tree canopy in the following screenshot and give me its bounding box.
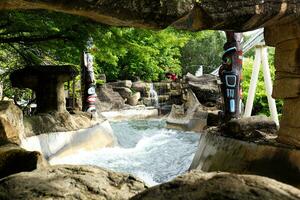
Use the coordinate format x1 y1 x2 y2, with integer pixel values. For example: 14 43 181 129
0 10 225 99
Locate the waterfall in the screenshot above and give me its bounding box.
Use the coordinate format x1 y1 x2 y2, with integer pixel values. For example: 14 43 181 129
150 83 159 107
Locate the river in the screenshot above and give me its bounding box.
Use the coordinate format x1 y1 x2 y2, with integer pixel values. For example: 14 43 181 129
50 119 200 186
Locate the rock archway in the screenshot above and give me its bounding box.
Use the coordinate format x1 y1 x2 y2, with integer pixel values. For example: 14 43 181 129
0 0 299 146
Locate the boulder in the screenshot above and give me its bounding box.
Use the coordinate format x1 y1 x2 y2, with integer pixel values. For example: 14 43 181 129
221 116 278 141
166 90 208 132
132 171 300 200
0 165 147 200
96 85 125 112
186 73 221 106
127 92 141 106
0 143 47 179
23 111 100 136
0 101 24 144
153 82 171 95
132 81 150 97
113 87 133 100
143 98 154 107
108 80 132 88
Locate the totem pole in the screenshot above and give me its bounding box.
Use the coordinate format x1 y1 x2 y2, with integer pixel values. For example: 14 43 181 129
81 38 97 114
219 32 243 122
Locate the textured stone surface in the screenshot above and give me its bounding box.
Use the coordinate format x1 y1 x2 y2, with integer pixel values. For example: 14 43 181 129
166 89 208 132
221 116 278 141
0 101 24 144
127 92 141 106
132 81 150 98
0 0 298 31
265 19 300 148
277 97 300 147
132 171 300 200
0 165 147 200
186 73 221 107
108 80 133 89
113 87 133 100
96 85 125 112
10 66 78 113
189 132 300 188
0 143 47 179
23 111 100 136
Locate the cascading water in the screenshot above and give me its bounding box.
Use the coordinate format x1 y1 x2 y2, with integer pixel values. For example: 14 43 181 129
50 119 200 186
150 83 159 108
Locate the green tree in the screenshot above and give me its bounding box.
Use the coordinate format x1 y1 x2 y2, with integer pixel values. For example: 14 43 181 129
94 27 189 81
180 31 226 75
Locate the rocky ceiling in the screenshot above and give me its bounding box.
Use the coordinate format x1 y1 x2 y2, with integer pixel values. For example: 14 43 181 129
0 0 298 31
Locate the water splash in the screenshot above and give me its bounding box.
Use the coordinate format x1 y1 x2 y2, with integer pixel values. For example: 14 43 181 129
50 120 200 186
150 83 159 108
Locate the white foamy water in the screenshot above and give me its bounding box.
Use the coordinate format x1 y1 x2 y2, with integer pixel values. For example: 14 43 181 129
150 83 159 107
50 120 200 186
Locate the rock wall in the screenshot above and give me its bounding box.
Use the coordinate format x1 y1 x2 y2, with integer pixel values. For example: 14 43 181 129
0 143 47 179
23 111 101 136
102 80 183 111
166 74 221 132
0 0 298 32
0 165 148 200
132 170 300 200
265 19 300 148
166 89 208 132
0 101 24 144
189 133 300 187
96 85 126 112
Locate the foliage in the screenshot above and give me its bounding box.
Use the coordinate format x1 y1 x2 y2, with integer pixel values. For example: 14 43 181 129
242 49 283 116
0 10 226 101
0 10 94 99
93 27 189 81
180 31 226 74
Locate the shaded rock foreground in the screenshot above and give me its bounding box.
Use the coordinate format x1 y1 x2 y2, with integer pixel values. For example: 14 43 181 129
132 171 300 200
0 142 46 179
0 165 148 200
1 166 300 200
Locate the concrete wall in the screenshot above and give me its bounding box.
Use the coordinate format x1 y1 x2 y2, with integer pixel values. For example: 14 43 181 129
190 133 300 188
21 120 116 160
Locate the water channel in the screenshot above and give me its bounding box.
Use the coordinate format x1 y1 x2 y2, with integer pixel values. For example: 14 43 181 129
50 119 200 186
